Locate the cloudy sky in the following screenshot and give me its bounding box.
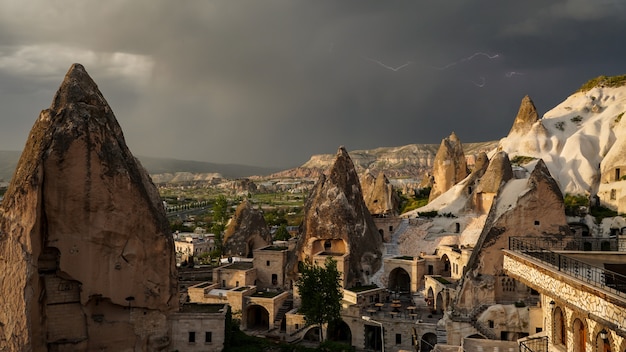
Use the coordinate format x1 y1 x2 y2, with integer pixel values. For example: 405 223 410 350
1 1 625 169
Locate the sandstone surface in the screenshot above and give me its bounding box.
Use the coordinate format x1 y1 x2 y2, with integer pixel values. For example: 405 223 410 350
0 64 177 351
287 147 383 288
361 171 400 216
222 199 272 257
429 132 469 202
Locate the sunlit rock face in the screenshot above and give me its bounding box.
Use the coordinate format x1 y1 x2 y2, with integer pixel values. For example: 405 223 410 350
361 171 400 216
287 147 383 288
222 199 272 257
429 132 469 202
0 64 177 351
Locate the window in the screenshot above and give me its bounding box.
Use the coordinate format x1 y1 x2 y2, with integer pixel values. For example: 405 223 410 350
222 280 225 287
266 260 270 266
488 320 494 328
534 220 540 226
236 281 239 287
389 226 393 232
396 333 402 344
188 331 196 343
428 265 433 275
205 331 212 343
272 274 278 285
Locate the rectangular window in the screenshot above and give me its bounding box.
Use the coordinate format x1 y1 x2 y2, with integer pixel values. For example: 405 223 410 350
396 333 401 344
266 260 270 266
188 331 196 343
205 331 212 343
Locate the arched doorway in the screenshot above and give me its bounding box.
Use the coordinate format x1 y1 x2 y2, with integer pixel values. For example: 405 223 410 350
246 305 270 330
327 320 351 344
388 267 411 295
441 254 451 277
595 330 612 352
420 332 437 352
426 287 434 309
436 292 444 314
303 326 320 342
573 318 586 352
553 307 566 348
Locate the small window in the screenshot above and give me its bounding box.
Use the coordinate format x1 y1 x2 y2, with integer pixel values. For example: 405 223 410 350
266 260 270 266
189 331 196 343
534 220 540 226
295 324 299 330
428 265 433 275
389 226 393 232
396 333 402 344
272 274 278 285
236 281 239 287
205 331 212 343
488 320 494 328
222 280 225 287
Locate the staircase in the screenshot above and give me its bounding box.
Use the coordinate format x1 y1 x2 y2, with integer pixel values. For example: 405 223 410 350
371 219 409 286
273 298 293 330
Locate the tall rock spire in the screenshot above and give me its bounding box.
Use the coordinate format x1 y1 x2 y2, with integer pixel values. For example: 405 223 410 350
429 132 468 202
0 64 177 351
288 147 383 288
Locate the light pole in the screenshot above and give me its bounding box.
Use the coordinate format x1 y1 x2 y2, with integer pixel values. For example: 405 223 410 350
362 315 385 352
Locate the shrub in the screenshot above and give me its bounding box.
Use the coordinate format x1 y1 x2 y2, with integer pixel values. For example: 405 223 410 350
577 74 626 92
555 121 565 131
511 155 535 166
570 115 583 123
418 210 438 218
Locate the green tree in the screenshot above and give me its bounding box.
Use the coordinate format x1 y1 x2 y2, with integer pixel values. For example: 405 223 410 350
273 224 291 241
211 195 229 257
295 257 342 342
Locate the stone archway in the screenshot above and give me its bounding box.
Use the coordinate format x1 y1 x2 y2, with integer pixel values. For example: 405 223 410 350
553 306 566 348
303 326 321 342
441 254 451 277
327 320 351 344
420 332 437 352
435 292 444 313
246 304 270 330
573 318 586 352
388 267 411 294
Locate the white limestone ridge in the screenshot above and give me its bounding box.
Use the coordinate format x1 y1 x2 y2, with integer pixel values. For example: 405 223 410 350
498 84 626 196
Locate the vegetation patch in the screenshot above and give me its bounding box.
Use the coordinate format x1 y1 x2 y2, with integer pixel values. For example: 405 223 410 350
511 155 536 166
417 210 438 218
570 115 583 123
434 277 451 284
616 112 625 124
577 74 626 92
347 284 378 292
564 194 588 216
555 121 565 131
590 205 618 224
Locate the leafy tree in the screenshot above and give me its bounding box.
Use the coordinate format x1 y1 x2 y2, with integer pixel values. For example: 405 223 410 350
295 257 342 342
211 195 229 257
273 224 291 241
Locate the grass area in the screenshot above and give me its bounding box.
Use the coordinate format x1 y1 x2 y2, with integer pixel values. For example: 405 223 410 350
434 277 451 284
577 74 626 92
511 155 536 166
346 284 378 293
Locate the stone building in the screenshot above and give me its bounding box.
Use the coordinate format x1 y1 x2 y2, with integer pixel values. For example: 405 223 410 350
504 236 626 351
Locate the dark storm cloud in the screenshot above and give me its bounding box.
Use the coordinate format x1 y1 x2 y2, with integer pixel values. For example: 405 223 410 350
1 1 626 168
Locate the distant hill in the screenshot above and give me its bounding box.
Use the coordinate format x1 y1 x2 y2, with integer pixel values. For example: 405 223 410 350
0 151 281 183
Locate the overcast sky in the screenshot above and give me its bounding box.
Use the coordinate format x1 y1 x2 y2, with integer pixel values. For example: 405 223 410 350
1 1 625 169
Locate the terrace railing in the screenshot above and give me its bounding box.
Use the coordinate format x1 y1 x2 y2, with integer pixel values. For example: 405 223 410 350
509 237 626 299
519 336 548 352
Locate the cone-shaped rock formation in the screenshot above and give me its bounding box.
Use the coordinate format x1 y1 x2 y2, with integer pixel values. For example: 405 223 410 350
0 64 177 351
429 132 469 202
361 171 400 216
288 147 383 288
222 199 272 257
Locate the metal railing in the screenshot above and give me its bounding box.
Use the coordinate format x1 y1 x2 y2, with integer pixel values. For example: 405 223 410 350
509 237 626 299
519 336 548 352
509 236 619 251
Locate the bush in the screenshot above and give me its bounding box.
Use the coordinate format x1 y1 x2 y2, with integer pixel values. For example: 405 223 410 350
417 210 438 218
577 74 626 92
564 194 588 216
